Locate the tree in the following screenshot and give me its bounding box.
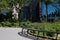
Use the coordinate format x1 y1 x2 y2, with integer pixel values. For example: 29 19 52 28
0 0 8 9
44 0 55 22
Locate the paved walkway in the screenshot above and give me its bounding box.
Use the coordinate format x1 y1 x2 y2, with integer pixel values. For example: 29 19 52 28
0 28 32 40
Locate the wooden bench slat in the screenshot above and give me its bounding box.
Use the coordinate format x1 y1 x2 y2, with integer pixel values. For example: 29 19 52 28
27 28 60 34
22 27 60 40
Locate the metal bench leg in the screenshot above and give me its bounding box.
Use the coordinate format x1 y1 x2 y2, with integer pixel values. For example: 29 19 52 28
22 28 23 34
56 33 58 40
26 29 29 36
36 31 39 40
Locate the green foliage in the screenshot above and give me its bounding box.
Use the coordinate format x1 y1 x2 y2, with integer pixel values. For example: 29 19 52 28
0 0 32 9
0 21 19 27
0 21 11 27
19 20 60 32
20 21 31 26
22 21 60 37
0 0 8 9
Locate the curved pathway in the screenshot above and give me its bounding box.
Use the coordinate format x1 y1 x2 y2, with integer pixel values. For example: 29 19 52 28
0 28 32 40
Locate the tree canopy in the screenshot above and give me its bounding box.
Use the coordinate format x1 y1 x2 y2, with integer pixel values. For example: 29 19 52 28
0 0 32 9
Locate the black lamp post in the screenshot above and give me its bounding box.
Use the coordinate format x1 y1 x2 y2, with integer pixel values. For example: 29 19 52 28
16 3 24 26
16 3 20 26
18 8 21 26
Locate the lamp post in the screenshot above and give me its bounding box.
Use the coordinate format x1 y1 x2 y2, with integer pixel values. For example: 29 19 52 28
16 3 20 26
18 8 21 26
16 3 24 26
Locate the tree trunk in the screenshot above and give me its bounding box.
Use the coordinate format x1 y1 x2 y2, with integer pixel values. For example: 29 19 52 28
39 1 42 22
46 3 48 22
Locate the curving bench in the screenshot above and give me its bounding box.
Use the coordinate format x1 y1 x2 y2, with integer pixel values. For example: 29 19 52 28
22 28 60 40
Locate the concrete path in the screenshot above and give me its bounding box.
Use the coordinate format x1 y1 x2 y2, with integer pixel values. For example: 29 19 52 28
0 28 32 40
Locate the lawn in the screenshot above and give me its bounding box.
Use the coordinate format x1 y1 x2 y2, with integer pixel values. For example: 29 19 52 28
0 20 60 39
0 20 60 31
20 20 60 39
20 20 60 31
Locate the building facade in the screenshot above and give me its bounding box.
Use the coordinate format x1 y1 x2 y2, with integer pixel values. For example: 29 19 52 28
20 0 42 22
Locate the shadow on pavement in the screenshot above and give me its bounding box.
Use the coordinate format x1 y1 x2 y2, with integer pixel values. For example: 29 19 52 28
18 32 44 40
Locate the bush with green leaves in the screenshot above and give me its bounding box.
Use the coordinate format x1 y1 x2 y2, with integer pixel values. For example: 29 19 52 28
0 21 19 27
0 21 11 27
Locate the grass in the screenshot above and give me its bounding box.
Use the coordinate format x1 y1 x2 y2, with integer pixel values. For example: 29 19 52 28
0 20 60 39
33 22 60 31
20 20 60 39
0 20 60 31
0 21 19 27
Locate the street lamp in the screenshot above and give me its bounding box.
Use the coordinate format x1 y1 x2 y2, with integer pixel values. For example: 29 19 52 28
16 3 24 26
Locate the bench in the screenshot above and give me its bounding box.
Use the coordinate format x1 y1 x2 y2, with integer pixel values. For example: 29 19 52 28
22 28 60 40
